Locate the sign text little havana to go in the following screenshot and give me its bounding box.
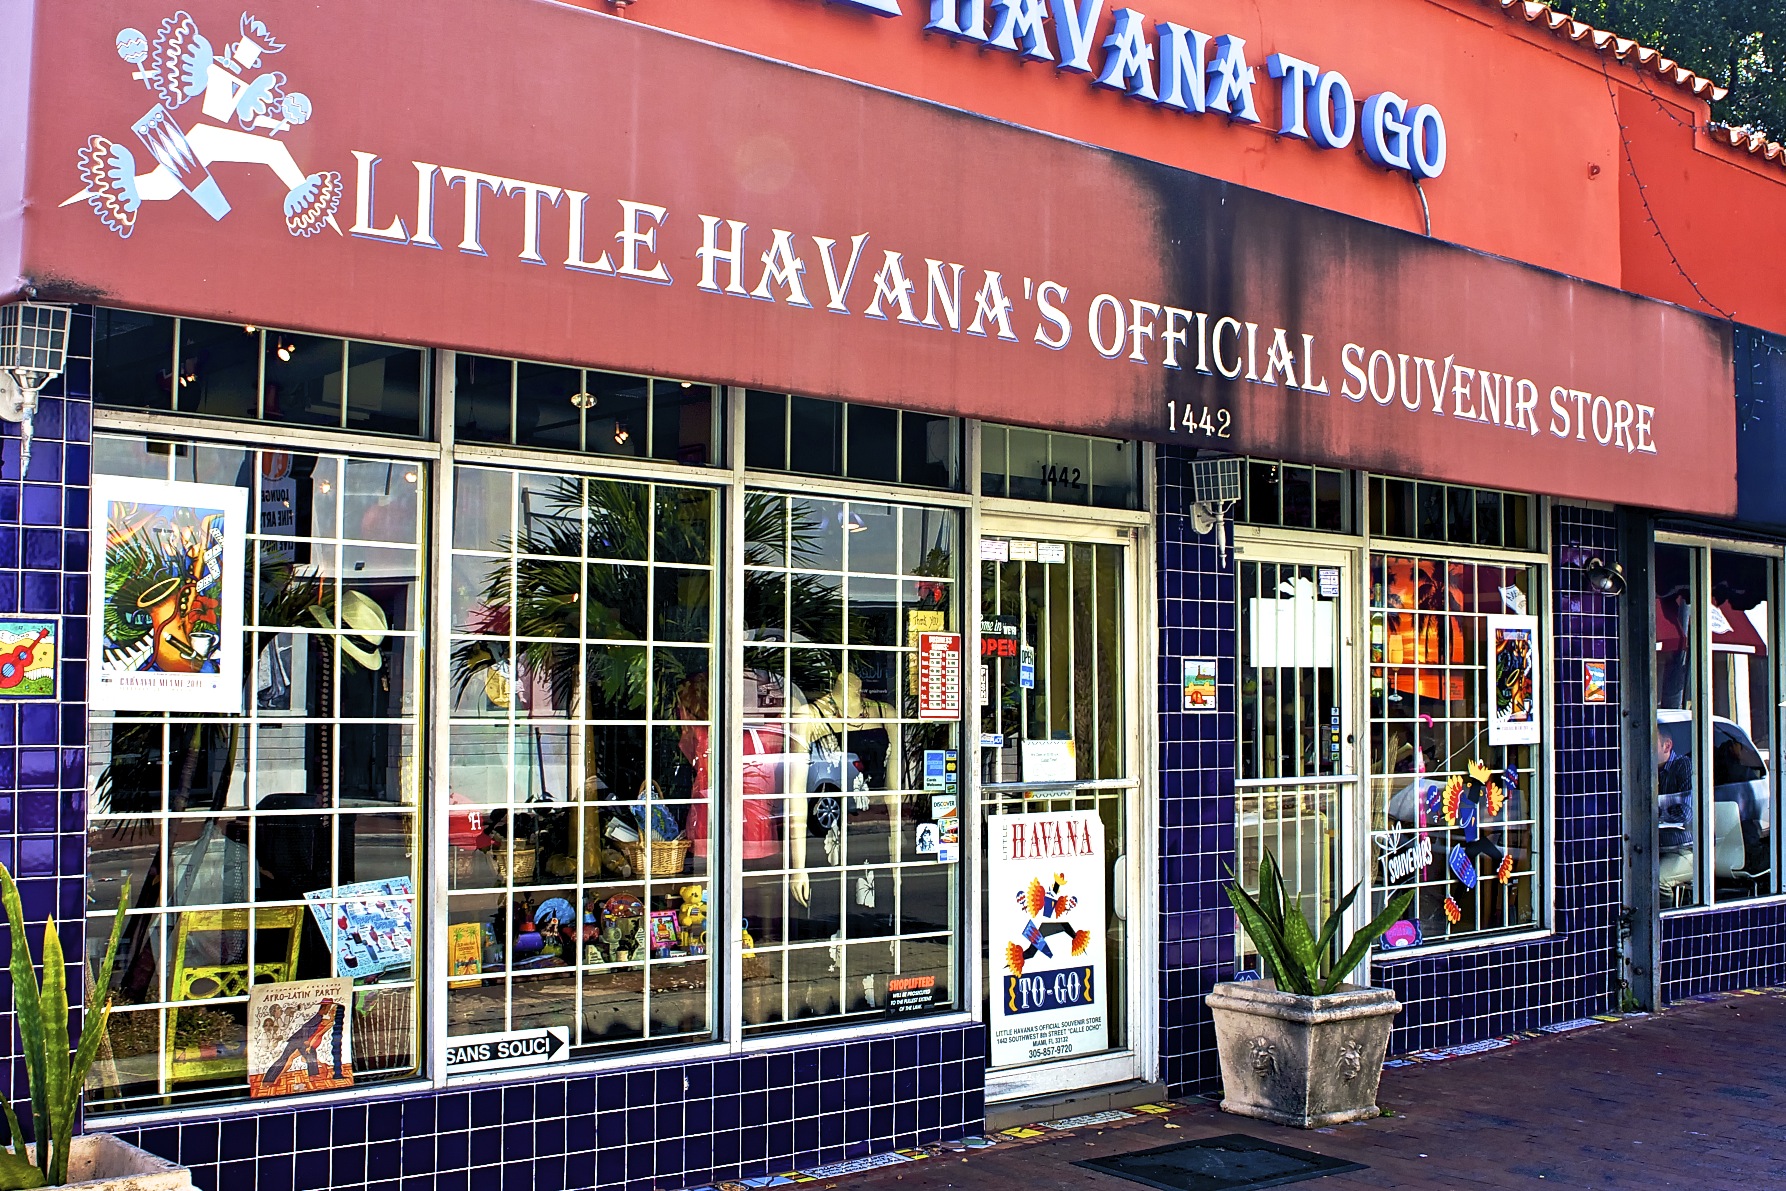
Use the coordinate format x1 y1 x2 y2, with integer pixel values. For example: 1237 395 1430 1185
815 0 1448 181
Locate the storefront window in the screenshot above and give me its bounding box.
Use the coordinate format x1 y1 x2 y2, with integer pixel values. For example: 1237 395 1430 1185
1239 460 1351 533
447 466 717 1053
454 355 720 466
979 425 1139 509
1369 476 1533 550
1367 551 1543 946
744 391 959 490
92 309 429 438
1654 543 1777 907
86 436 425 1110
739 493 961 1031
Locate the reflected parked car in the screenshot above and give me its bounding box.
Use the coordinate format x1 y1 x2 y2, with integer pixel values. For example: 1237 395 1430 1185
1656 710 1771 880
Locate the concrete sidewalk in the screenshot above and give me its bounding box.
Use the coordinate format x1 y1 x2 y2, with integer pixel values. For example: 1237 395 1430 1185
795 991 1786 1191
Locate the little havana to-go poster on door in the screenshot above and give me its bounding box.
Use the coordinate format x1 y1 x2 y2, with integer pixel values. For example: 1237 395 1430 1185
988 810 1107 1067
89 476 247 714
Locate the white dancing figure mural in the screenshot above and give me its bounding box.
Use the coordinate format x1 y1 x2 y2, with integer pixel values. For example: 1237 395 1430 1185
62 11 342 239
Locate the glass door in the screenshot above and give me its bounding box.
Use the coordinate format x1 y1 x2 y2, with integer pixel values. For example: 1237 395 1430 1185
1235 542 1358 973
979 518 1141 1098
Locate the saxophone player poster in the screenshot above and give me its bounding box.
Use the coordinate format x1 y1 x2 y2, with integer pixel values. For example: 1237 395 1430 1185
89 476 246 713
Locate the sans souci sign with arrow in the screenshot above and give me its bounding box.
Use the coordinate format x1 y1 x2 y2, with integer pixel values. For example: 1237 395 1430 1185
446 1027 569 1073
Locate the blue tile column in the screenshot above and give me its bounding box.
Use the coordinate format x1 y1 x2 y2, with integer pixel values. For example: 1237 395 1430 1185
0 305 93 1135
1153 447 1240 1093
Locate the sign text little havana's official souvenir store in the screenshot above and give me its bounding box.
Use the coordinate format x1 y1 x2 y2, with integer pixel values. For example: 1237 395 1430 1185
351 151 1667 459
818 0 1448 180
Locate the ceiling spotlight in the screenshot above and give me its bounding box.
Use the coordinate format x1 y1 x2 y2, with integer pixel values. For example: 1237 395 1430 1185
613 423 630 445
571 391 596 409
403 470 418 484
843 510 867 533
243 324 257 333
679 381 692 389
275 340 294 362
1581 557 1627 597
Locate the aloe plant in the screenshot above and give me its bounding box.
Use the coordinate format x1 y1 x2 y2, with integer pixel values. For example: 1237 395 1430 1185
0 865 129 1189
1225 849 1414 996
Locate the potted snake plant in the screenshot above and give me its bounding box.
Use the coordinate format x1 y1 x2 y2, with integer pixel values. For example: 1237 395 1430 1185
0 866 191 1190
1207 850 1415 1128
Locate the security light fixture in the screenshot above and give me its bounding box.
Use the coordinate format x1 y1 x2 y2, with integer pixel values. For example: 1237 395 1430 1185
1189 454 1243 566
1581 557 1627 598
0 301 73 479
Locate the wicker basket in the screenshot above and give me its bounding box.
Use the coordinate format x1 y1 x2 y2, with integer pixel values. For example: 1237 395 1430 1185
492 841 538 884
620 838 690 878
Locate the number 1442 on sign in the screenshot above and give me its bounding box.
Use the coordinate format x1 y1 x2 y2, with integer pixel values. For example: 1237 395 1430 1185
1166 402 1232 438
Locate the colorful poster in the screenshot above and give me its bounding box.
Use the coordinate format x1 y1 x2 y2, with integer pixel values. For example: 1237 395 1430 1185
917 632 962 720
1487 615 1542 745
448 923 483 989
89 476 247 714
1182 658 1217 712
1582 659 1608 704
0 619 58 699
988 810 1107 1067
304 877 416 980
247 977 354 1098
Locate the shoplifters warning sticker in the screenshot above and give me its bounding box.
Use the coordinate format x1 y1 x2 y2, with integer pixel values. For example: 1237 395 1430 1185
988 811 1107 1068
918 632 961 720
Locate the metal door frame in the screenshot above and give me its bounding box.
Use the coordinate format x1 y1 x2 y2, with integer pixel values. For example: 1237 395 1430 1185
1231 531 1367 972
976 512 1155 1103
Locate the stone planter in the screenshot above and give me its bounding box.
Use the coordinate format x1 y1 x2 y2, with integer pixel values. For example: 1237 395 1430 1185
1206 979 1400 1129
23 1134 192 1191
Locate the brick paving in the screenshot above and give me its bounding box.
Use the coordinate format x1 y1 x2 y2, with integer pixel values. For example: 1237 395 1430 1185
823 993 1786 1191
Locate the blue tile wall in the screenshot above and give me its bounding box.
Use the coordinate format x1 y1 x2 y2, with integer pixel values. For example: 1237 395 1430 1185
1153 455 1624 1093
0 306 93 1134
109 1027 984 1191
1153 449 1241 1093
1659 894 1786 999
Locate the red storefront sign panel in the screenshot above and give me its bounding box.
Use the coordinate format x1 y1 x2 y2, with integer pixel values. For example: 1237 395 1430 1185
13 1 1734 513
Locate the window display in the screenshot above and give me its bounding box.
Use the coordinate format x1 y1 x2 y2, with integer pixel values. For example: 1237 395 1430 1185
738 493 960 1032
447 467 716 1053
1367 552 1543 945
1653 543 1777 907
85 436 423 1110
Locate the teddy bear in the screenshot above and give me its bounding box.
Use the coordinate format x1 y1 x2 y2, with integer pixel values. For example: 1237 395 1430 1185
677 885 708 955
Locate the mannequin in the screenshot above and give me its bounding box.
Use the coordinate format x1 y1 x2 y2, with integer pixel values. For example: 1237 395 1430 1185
797 671 899 869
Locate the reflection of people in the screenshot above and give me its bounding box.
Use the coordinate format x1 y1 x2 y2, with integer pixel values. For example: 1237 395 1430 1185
1657 729 1694 846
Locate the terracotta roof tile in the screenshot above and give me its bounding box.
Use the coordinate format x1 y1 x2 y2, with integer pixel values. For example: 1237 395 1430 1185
1479 0 1727 103
1709 123 1786 172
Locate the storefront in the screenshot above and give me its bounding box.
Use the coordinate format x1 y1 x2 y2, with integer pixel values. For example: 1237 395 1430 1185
1621 323 1786 1006
0 1 1757 1189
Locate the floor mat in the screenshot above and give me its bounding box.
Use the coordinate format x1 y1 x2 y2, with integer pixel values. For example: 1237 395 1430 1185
1075 1133 1366 1191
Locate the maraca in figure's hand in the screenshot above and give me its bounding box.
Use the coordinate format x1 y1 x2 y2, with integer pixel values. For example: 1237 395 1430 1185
115 27 153 88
